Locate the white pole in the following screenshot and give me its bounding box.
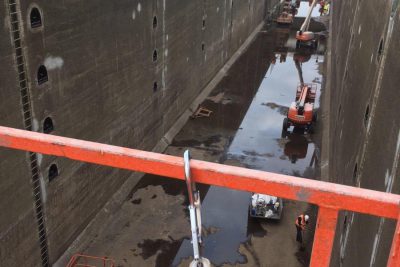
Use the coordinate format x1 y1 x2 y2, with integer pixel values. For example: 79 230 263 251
300 0 318 32
189 206 200 261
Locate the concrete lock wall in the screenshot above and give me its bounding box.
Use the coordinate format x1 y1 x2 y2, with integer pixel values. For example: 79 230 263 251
328 1 400 266
0 0 278 265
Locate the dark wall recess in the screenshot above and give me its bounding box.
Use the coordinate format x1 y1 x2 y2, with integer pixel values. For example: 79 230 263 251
30 7 42 28
48 164 59 182
352 163 358 184
364 105 370 127
37 65 48 85
43 117 54 134
153 50 158 62
377 39 384 62
153 16 157 29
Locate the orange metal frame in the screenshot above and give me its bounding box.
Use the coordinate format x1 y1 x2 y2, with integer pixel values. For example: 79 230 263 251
0 126 399 267
66 254 115 267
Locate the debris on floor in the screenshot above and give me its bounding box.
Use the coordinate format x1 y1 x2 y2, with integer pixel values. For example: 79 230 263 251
191 106 213 119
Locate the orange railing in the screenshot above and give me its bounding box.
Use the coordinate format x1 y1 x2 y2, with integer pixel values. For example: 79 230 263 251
0 125 399 267
66 254 115 267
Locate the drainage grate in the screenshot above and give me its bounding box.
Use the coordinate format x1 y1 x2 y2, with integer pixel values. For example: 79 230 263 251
7 1 50 266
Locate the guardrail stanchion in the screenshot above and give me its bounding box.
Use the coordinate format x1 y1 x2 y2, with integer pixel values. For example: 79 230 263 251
388 206 400 267
310 207 338 267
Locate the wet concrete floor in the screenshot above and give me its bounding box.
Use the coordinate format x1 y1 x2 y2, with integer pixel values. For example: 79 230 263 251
82 20 326 267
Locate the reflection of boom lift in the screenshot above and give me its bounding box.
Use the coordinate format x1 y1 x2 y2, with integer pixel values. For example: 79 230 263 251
294 58 305 86
277 11 293 25
284 133 308 163
276 0 295 25
296 0 319 48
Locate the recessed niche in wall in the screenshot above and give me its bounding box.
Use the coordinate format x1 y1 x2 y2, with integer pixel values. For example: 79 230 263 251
153 81 158 92
37 65 48 85
364 105 370 127
377 38 384 62
43 117 54 134
153 50 158 62
30 7 42 29
48 164 59 182
352 163 358 184
153 16 157 29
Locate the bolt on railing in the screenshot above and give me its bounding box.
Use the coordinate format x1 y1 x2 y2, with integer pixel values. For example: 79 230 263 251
0 126 399 267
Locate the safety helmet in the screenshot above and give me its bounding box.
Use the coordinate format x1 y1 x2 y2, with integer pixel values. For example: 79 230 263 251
305 215 310 221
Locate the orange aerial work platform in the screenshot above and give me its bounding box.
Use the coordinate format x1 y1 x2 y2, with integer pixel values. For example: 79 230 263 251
0 126 399 267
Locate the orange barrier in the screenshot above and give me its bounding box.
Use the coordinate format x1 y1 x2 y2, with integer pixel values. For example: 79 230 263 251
0 126 399 267
66 254 115 267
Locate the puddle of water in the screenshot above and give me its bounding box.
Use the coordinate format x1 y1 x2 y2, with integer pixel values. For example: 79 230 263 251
296 1 323 17
173 187 250 266
228 51 323 176
138 238 183 266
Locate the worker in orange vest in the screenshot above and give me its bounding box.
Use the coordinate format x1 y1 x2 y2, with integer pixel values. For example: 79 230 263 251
295 214 309 245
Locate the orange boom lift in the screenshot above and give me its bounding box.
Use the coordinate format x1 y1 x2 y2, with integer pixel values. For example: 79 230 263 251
296 0 319 48
283 83 317 134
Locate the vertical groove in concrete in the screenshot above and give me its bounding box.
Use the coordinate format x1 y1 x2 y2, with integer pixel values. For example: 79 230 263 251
357 5 396 187
6 1 50 266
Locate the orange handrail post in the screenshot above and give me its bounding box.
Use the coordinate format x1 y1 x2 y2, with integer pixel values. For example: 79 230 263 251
310 207 339 267
0 125 399 267
388 209 400 267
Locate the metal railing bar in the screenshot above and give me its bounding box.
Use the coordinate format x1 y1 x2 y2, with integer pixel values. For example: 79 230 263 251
0 126 399 220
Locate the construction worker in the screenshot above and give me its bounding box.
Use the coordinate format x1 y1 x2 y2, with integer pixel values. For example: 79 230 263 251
295 214 309 245
324 3 330 15
319 1 325 16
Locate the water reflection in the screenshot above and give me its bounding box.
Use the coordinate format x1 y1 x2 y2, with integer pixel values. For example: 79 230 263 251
296 1 322 17
284 131 309 164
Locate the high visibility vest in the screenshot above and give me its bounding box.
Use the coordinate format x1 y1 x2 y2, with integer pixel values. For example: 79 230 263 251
295 214 306 228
